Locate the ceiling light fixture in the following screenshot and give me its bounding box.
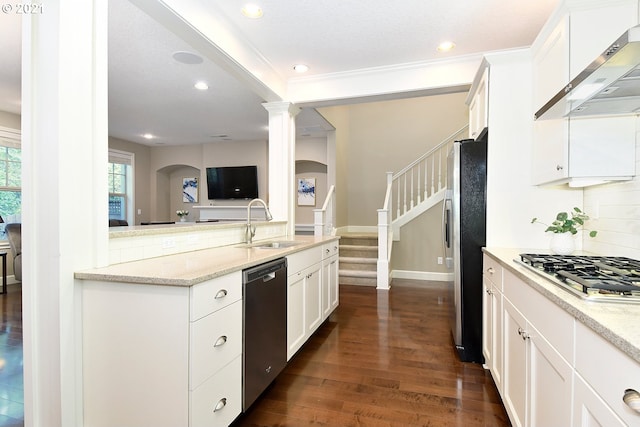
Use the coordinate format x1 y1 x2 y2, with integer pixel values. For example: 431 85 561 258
437 41 456 52
293 64 309 73
194 81 209 90
241 4 263 18
142 133 154 140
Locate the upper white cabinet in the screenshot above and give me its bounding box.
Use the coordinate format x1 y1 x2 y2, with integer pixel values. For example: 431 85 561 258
531 1 639 186
467 65 489 140
532 115 637 186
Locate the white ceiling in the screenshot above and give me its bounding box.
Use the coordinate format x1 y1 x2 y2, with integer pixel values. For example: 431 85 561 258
0 0 560 146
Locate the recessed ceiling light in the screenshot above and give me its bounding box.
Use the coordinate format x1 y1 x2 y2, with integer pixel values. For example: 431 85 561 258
293 64 309 73
241 4 263 18
142 133 154 140
437 41 456 52
194 81 209 90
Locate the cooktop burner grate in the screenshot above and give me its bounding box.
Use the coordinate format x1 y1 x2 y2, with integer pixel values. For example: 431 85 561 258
517 253 640 303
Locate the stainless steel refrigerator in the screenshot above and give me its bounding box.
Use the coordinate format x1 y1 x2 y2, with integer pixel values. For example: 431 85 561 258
443 136 487 363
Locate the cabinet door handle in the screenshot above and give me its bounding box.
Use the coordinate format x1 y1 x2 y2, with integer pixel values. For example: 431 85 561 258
213 335 227 347
521 331 530 341
325 248 330 254
623 389 640 413
556 165 563 171
487 267 495 274
517 327 523 336
214 289 228 299
213 397 227 412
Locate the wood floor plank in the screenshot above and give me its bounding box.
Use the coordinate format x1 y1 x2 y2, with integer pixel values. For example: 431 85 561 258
233 281 510 426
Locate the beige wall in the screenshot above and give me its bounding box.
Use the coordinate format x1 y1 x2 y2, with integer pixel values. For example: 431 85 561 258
0 111 20 129
319 92 469 273
319 92 469 227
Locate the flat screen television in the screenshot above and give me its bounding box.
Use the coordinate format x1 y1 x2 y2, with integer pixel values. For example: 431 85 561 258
206 165 259 200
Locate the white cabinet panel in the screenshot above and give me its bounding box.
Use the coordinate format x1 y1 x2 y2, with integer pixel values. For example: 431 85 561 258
190 300 243 389
287 269 306 360
190 356 242 427
574 373 626 427
502 299 528 427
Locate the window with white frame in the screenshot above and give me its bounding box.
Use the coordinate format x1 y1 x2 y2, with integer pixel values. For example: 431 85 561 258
0 129 21 241
108 149 134 224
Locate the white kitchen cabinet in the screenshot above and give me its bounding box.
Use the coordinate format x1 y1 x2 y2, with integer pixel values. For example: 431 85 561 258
482 255 503 393
82 271 243 427
488 258 575 427
573 374 626 427
286 243 339 360
575 321 640 426
502 299 528 427
502 297 573 427
322 242 340 320
532 16 569 111
467 65 489 140
531 2 638 186
532 116 636 186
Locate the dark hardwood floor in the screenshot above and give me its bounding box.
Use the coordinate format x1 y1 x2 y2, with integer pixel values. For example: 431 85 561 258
0 284 23 427
234 281 510 427
0 280 509 427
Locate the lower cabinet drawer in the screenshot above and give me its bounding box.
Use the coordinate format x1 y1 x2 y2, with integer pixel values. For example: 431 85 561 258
190 271 242 321
190 300 242 389
190 355 242 427
575 321 640 426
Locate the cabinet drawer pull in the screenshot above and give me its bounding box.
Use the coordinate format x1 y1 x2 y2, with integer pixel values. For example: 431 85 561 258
623 389 640 413
487 267 495 274
213 335 227 347
517 327 523 336
213 397 227 412
556 165 563 171
325 248 330 254
214 289 228 299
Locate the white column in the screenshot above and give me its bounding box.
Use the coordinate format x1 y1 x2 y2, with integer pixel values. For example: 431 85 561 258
22 1 109 426
263 102 300 237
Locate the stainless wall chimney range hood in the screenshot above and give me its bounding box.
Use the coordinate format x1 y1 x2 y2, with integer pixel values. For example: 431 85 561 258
535 25 640 120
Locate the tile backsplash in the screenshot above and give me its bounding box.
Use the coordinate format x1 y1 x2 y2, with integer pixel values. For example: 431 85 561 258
583 136 640 259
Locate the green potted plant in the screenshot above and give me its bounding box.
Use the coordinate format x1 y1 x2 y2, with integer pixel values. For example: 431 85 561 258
176 209 189 222
531 207 597 254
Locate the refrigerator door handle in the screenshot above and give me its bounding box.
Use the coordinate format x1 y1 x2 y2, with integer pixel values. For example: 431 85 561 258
442 197 450 254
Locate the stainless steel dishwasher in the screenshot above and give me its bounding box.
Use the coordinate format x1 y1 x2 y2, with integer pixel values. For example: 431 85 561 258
242 257 287 411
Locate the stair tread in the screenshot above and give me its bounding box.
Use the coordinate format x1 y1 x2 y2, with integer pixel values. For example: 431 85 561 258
339 256 377 264
340 244 377 250
339 269 377 278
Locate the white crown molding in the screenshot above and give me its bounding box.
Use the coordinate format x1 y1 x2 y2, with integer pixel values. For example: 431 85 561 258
286 54 483 105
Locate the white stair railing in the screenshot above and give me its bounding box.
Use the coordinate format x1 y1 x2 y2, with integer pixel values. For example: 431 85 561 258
377 125 468 289
313 185 336 236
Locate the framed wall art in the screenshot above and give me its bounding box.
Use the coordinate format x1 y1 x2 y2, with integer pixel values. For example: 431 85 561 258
182 177 198 203
297 177 316 206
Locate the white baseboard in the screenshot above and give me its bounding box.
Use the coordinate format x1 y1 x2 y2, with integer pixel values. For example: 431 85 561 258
391 270 453 282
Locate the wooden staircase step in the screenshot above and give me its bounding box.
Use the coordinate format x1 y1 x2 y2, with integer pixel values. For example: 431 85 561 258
339 256 377 271
338 269 377 287
339 245 377 258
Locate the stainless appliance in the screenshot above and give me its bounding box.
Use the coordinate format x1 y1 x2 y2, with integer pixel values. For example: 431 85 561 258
517 253 640 303
443 136 487 363
242 258 287 410
535 25 640 120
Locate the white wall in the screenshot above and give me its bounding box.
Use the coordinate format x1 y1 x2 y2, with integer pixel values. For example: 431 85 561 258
583 129 640 258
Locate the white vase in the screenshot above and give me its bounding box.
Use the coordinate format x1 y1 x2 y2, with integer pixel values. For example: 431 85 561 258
180 216 186 222
550 232 575 255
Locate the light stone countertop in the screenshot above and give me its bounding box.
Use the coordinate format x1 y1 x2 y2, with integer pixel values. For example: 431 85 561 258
76 235 339 286
484 247 640 364
108 220 287 238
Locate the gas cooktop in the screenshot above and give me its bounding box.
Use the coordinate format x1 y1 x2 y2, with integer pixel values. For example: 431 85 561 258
516 253 640 303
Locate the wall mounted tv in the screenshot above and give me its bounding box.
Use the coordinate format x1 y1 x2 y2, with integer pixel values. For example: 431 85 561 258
206 165 259 200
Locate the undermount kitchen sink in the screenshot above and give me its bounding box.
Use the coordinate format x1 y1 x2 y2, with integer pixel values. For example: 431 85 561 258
253 241 300 249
